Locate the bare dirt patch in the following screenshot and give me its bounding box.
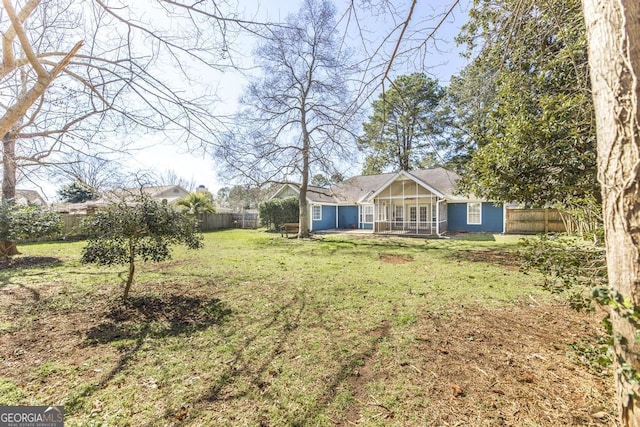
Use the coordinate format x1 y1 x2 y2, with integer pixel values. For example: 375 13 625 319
455 249 522 269
338 302 614 426
379 253 414 264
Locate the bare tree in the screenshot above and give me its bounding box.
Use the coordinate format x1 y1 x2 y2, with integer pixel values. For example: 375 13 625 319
219 0 360 237
583 0 640 424
0 0 268 253
50 151 125 191
154 169 196 192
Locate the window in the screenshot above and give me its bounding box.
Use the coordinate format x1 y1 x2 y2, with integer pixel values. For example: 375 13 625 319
419 206 428 224
361 205 374 223
312 205 322 221
394 205 404 223
467 202 482 225
409 206 417 223
377 203 388 221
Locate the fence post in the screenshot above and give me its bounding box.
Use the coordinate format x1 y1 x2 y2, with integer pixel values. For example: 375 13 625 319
544 208 549 233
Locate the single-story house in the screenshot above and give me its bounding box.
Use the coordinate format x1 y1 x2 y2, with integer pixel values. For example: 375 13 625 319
0 189 47 206
55 185 191 214
14 189 47 206
270 168 505 236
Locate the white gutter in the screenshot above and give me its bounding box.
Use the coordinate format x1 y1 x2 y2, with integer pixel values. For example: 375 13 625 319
502 203 507 234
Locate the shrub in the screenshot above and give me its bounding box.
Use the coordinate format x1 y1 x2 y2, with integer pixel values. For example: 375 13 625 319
0 203 62 257
259 197 299 230
519 234 607 311
81 195 203 301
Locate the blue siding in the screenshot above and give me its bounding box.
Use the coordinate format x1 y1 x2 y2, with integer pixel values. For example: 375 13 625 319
338 206 358 229
447 202 503 233
311 205 337 231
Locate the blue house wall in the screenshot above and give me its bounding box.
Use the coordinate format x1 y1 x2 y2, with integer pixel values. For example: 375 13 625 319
447 202 504 233
311 205 337 231
338 206 358 229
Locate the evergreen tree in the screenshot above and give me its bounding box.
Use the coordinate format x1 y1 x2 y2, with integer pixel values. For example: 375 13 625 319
358 73 449 173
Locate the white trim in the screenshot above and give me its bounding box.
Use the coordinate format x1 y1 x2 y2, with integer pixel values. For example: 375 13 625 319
360 204 374 224
268 183 300 201
436 199 443 236
502 203 507 234
467 202 482 225
365 170 446 202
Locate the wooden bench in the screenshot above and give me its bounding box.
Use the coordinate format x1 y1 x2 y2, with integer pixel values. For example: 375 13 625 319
280 222 299 237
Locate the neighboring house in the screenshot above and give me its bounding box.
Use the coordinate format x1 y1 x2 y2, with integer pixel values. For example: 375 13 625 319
270 168 505 236
14 189 47 206
55 185 191 214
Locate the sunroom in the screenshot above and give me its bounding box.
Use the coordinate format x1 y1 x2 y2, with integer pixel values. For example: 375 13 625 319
365 171 448 236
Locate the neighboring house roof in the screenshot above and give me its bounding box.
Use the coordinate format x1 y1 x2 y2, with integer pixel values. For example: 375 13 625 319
12 189 47 205
54 185 191 213
103 185 189 204
271 168 478 205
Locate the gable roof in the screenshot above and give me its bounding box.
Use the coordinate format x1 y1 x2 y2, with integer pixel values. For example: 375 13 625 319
330 173 396 204
405 168 461 199
14 189 47 205
271 168 477 205
272 183 339 204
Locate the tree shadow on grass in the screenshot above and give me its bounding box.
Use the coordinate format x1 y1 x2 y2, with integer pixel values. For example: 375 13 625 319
85 295 233 345
66 295 232 414
0 257 63 301
0 255 62 270
0 256 62 289
169 291 307 426
179 291 390 426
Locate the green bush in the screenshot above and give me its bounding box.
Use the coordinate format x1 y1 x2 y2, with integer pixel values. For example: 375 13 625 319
259 197 299 230
81 195 203 301
0 203 61 242
519 234 607 311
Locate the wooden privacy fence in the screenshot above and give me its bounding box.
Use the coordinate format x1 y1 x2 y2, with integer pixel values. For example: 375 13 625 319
61 214 86 236
505 208 567 234
505 208 566 234
198 213 235 231
60 212 236 236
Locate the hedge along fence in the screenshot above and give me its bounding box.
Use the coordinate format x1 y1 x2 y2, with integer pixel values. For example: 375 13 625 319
58 212 236 238
258 197 299 230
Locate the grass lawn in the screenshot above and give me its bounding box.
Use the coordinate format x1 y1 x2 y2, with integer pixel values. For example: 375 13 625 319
0 230 613 426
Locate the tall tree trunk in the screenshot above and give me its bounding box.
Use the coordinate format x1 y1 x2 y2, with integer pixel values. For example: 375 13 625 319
583 0 640 425
298 109 311 238
1 132 20 257
299 141 310 238
123 241 136 301
2 133 16 202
